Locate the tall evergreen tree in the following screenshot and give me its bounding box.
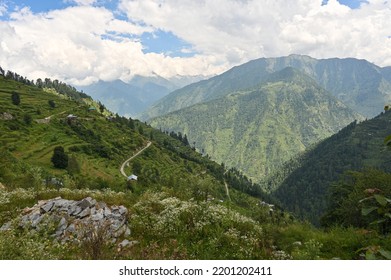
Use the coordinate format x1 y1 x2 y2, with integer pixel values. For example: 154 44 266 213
51 146 68 169
11 92 20 105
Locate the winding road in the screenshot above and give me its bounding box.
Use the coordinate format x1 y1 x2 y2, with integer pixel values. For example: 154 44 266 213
120 141 152 178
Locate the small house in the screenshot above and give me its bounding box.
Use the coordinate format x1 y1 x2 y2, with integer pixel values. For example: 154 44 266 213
67 114 77 119
127 174 138 181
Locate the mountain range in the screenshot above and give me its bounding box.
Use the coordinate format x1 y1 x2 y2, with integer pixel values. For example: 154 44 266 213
78 74 208 118
141 54 391 120
149 67 363 182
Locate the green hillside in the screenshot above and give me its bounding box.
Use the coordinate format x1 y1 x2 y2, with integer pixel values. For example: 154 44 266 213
0 73 277 259
141 54 391 120
1 72 390 260
150 68 363 183
271 110 391 224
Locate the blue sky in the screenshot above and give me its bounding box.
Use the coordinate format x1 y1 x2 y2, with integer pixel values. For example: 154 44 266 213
0 0 390 85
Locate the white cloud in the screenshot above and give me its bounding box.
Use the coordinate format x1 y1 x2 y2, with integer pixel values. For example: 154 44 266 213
0 0 390 86
64 0 97 6
119 0 391 66
0 2 7 17
0 4 222 85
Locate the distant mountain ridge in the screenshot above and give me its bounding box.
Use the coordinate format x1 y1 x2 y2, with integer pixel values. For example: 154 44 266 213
141 54 391 120
78 74 209 118
150 67 363 183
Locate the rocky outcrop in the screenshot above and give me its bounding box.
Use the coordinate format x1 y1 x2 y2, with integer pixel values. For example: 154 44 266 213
0 112 14 120
14 197 132 245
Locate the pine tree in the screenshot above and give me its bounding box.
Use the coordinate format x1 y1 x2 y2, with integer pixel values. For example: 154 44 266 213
11 92 20 105
51 146 68 169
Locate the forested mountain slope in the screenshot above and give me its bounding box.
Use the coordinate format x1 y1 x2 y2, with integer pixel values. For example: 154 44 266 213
150 68 363 183
271 110 391 224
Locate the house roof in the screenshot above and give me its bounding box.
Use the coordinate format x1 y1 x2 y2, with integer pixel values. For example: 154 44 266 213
127 174 138 180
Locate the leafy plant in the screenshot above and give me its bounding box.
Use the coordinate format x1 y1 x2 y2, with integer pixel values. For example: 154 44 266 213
360 193 391 234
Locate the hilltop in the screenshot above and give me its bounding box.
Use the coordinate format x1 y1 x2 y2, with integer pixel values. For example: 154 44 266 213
141 54 391 120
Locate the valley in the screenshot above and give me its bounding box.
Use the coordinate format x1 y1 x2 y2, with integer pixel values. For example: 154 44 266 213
1 58 391 260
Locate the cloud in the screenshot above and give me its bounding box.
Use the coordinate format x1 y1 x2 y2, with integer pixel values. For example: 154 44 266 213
0 2 7 16
0 4 222 85
119 0 391 66
0 0 390 86
64 0 97 6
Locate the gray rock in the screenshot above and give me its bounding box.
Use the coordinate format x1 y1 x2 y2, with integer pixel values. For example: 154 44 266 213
68 205 82 216
119 239 130 248
91 213 104 221
57 217 68 232
55 199 75 210
96 201 107 209
40 201 54 213
0 222 11 231
30 212 43 227
103 207 111 217
124 227 131 237
77 197 96 209
11 196 130 244
67 224 76 233
78 207 91 218
118 206 127 215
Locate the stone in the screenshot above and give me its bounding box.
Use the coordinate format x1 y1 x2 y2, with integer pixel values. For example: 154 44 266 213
30 212 43 228
103 207 111 217
68 205 82 216
9 196 130 245
119 239 130 248
67 224 76 233
91 213 104 221
0 112 14 120
77 197 96 209
57 217 68 232
77 207 91 218
40 201 54 213
124 227 131 237
96 201 107 210
0 222 11 231
118 206 127 215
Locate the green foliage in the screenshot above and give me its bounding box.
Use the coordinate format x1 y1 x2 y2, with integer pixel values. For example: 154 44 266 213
360 194 391 234
273 111 391 225
321 169 391 232
150 70 361 184
129 192 268 259
51 146 69 169
11 91 20 105
23 113 32 125
67 155 81 175
48 100 56 108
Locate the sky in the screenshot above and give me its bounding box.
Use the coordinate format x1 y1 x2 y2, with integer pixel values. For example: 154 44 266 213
0 0 390 86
